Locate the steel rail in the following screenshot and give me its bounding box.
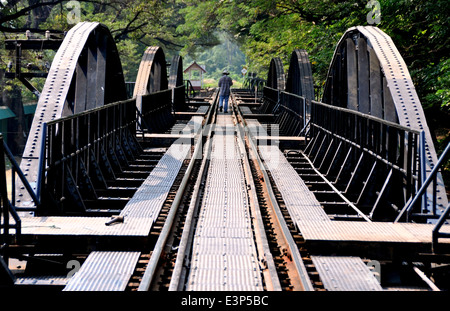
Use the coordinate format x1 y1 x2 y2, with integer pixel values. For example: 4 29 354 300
138 91 217 291
168 114 214 291
233 94 283 291
235 95 315 291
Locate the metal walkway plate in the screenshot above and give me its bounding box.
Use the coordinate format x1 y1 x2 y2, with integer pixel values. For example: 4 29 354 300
299 220 450 244
311 256 383 291
186 114 263 291
63 251 140 291
250 120 450 246
19 118 195 238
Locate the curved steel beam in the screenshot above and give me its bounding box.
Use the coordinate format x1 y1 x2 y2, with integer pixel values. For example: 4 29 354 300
133 46 168 97
267 57 285 90
286 49 314 101
17 22 127 208
168 54 183 89
322 26 447 216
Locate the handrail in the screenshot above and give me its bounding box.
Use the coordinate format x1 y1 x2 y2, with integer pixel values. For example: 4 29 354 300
2 138 40 210
262 87 445 223
1 136 23 243
433 203 450 252
395 142 450 223
184 79 196 98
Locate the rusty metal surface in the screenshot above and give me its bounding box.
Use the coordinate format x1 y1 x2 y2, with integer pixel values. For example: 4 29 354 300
186 115 263 291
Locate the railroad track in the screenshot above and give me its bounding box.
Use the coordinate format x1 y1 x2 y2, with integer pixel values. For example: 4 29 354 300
122 90 321 292
3 23 448 292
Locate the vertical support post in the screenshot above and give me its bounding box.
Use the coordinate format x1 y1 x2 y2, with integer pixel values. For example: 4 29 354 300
1 137 10 243
419 131 427 214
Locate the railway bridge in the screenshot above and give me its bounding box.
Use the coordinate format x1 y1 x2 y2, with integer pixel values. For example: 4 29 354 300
1 22 450 292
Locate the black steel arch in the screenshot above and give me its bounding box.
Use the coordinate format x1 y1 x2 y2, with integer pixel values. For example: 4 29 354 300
133 46 168 97
267 57 285 90
168 55 183 89
18 22 127 206
321 26 447 216
286 49 314 101
168 54 187 112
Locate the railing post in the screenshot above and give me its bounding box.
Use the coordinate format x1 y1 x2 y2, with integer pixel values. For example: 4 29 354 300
419 131 427 214
395 141 450 223
1 136 9 243
433 203 450 252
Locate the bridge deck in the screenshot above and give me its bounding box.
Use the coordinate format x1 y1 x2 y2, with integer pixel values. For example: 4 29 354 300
18 115 202 239
185 112 264 291
63 251 141 291
249 119 450 248
310 256 383 291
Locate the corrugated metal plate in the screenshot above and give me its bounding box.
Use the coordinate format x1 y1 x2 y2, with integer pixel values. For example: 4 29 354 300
192 237 257 255
401 222 450 243
196 227 253 239
15 275 69 286
120 141 190 223
197 106 210 113
257 137 328 227
298 221 442 243
63 251 140 291
187 254 263 291
187 267 263 291
186 117 263 290
311 256 383 291
20 216 153 236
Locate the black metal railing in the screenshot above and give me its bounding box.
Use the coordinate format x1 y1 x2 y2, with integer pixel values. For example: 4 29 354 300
172 85 187 112
137 88 175 133
262 87 448 223
44 98 140 215
184 80 196 98
398 142 450 251
43 86 178 215
306 100 423 220
263 87 309 136
260 86 279 114
1 135 25 242
244 73 265 97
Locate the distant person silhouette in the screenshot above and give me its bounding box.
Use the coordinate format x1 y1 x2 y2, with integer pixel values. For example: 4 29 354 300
218 69 233 113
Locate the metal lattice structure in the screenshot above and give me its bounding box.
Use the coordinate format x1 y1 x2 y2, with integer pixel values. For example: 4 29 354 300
133 46 168 97
266 57 285 91
17 22 127 209
1 22 449 292
321 26 447 220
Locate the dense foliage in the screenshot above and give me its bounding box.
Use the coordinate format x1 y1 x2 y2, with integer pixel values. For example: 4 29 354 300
0 0 449 149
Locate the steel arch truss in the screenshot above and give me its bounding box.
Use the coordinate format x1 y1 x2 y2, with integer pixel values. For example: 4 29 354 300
169 55 187 112
133 46 168 97
17 22 127 208
260 58 285 114
319 26 447 219
267 57 285 90
286 49 314 101
133 46 176 132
